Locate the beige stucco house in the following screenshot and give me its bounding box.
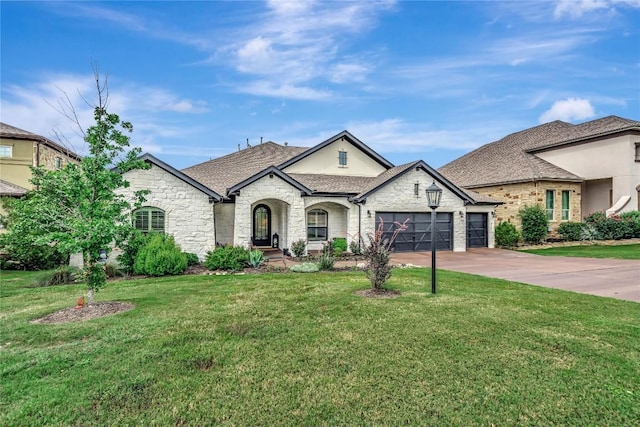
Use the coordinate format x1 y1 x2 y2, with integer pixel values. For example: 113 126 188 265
0 122 81 219
120 131 499 260
439 116 640 233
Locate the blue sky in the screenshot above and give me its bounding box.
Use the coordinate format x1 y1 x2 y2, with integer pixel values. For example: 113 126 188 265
1 0 639 170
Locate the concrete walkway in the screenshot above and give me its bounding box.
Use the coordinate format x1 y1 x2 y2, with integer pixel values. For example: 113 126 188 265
389 248 640 303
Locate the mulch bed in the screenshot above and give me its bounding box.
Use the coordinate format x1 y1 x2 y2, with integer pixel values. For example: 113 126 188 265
30 302 135 325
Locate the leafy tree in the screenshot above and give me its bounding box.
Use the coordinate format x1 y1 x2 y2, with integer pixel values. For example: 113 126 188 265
4 72 148 303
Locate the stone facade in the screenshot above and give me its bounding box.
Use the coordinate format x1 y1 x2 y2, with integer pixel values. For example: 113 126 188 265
365 168 469 251
120 164 216 260
473 180 582 235
233 174 306 250
36 143 77 170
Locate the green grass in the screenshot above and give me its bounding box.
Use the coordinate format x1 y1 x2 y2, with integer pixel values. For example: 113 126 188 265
1 269 639 426
520 243 640 259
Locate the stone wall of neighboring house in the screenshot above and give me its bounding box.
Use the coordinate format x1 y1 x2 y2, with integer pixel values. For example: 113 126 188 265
36 143 78 170
233 175 306 250
119 163 216 260
472 180 582 235
364 168 468 251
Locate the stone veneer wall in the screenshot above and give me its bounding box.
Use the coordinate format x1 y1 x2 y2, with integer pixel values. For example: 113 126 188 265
472 180 582 235
233 175 306 250
214 203 235 246
36 143 78 170
365 168 468 251
304 199 351 251
119 164 216 260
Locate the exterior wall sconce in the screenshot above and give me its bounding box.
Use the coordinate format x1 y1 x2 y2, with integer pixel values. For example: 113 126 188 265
367 210 371 218
459 211 464 218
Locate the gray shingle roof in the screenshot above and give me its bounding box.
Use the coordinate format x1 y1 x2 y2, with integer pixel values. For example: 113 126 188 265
181 141 308 195
0 179 28 197
439 115 640 188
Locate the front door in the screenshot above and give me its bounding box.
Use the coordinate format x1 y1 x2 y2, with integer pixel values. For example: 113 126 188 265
253 204 271 247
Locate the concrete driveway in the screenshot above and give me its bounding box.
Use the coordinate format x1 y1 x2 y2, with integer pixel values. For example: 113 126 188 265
390 248 640 303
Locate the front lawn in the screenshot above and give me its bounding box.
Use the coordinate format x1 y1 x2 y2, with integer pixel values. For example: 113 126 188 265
1 269 638 426
520 243 640 259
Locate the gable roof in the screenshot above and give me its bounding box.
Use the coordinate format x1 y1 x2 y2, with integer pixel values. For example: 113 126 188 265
182 141 307 196
0 122 82 161
0 179 28 197
278 130 394 170
352 160 477 204
138 153 222 201
227 166 313 196
439 115 640 188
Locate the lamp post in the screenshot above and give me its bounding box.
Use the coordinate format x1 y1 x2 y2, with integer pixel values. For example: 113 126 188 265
425 181 442 294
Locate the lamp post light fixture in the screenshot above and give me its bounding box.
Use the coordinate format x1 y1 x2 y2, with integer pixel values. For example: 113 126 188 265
425 181 442 294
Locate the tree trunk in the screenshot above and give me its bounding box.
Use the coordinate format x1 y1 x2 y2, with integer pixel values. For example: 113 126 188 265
87 287 94 306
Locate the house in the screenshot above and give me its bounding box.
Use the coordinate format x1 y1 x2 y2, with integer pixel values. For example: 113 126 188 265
439 116 640 232
0 122 81 218
119 131 499 260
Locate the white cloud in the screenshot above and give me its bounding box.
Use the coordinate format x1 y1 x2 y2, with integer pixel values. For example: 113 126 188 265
554 0 611 19
0 74 207 156
237 81 332 101
538 98 596 123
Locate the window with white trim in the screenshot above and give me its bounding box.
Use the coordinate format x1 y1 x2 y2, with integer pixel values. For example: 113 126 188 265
133 207 165 233
307 209 328 240
0 145 13 158
561 190 570 221
545 190 555 221
338 150 347 167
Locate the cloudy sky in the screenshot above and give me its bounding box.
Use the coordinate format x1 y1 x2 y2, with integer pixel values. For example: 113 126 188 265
1 0 638 169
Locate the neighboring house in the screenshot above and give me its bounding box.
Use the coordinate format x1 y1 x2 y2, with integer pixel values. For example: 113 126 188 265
0 122 81 218
120 131 499 260
439 116 640 233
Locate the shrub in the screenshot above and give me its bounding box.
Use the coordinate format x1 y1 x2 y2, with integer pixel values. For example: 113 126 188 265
290 262 319 273
363 218 409 291
519 205 548 244
332 237 348 252
0 232 67 271
34 266 80 287
494 221 520 248
134 234 188 276
316 254 335 271
557 222 585 242
334 247 344 257
247 250 264 268
585 211 635 240
581 223 600 241
204 246 249 271
620 211 640 238
117 229 151 273
349 239 362 255
184 252 200 266
104 263 126 278
291 239 307 258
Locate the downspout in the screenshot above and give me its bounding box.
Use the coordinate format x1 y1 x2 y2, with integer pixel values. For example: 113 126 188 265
36 140 41 167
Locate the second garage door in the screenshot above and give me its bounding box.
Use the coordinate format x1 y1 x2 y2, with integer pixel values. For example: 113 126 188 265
377 212 453 252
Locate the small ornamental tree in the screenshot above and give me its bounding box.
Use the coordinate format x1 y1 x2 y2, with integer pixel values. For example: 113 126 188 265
4 72 148 304
363 217 409 291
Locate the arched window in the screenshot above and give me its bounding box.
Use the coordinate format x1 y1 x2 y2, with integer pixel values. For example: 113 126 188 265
307 209 328 241
133 207 165 233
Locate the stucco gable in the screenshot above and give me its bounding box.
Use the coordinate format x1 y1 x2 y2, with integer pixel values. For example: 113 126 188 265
279 130 394 175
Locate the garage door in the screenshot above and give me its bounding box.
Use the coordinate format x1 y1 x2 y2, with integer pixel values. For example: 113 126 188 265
377 212 453 252
466 213 488 248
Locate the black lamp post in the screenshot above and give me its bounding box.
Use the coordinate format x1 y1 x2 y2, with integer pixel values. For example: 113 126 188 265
425 181 442 294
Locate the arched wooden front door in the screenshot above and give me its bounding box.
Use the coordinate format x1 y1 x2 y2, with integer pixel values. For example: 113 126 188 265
253 204 271 247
